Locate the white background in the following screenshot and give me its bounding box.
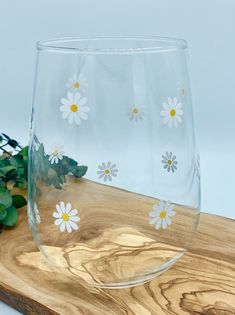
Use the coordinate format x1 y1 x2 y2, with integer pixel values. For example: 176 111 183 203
0 0 234 313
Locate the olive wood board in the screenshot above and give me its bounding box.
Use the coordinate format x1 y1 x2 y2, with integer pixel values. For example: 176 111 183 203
0 179 235 314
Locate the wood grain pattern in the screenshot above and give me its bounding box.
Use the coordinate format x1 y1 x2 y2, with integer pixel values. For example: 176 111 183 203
0 179 234 315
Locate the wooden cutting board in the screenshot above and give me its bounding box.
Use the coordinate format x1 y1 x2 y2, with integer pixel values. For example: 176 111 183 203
0 179 235 315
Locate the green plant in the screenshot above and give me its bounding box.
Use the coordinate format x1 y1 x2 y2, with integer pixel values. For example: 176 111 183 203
0 134 87 231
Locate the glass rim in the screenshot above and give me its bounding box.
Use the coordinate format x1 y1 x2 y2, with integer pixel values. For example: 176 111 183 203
36 36 188 54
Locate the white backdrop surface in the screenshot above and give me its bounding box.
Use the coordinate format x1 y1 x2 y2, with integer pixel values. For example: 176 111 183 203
0 0 234 313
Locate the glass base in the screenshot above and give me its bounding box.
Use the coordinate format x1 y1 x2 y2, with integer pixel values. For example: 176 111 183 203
94 252 185 289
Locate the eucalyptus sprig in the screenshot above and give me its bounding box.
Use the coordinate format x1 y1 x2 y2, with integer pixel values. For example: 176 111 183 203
0 133 87 232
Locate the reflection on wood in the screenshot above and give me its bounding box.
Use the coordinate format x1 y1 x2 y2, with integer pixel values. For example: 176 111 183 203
34 179 198 285
0 179 234 314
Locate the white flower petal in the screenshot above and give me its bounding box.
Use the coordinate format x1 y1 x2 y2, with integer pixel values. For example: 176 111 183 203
65 202 72 213
160 110 168 117
74 113 81 125
69 215 80 222
78 111 88 120
168 119 173 128
168 97 173 106
60 201 66 212
162 218 167 229
69 220 79 231
55 218 63 225
166 216 172 226
149 210 158 218
68 208 78 216
65 221 72 233
53 212 61 219
155 219 162 230
68 113 75 124
74 92 81 103
60 105 69 112
149 217 159 225
56 204 62 215
79 97 87 106
162 103 170 110
163 116 169 124
60 221 66 232
61 98 70 106
173 97 178 106
67 92 74 102
169 210 176 217
80 106 90 113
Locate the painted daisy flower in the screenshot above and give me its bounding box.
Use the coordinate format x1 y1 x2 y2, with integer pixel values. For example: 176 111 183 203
128 106 145 122
177 82 187 99
97 161 118 182
28 202 41 228
149 200 176 230
160 97 183 128
60 92 89 125
162 152 178 173
66 73 88 93
48 145 64 164
34 203 41 224
53 201 80 233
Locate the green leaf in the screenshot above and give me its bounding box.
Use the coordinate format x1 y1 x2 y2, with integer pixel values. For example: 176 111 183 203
18 146 28 159
0 204 7 220
0 181 7 191
1 205 18 226
0 203 6 211
0 159 10 167
10 155 24 168
0 165 17 176
0 211 7 221
12 195 27 209
7 139 18 148
0 190 12 208
71 165 88 178
0 212 7 220
14 178 27 189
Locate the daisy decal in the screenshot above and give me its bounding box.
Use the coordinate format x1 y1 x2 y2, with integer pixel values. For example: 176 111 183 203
97 161 118 182
160 97 183 128
149 200 176 230
53 201 80 233
48 145 64 164
66 73 88 93
60 92 89 125
162 152 178 173
28 202 41 228
128 106 145 122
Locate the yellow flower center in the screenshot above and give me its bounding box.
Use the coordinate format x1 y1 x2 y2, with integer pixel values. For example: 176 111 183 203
73 82 80 89
167 160 172 166
132 107 139 114
160 210 167 219
62 213 69 221
70 104 78 112
104 169 110 174
170 109 176 117
53 149 59 156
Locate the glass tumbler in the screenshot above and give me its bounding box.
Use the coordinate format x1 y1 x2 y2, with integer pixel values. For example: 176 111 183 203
28 37 200 289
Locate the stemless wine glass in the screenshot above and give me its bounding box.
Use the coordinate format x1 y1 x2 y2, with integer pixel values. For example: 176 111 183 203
28 36 200 289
